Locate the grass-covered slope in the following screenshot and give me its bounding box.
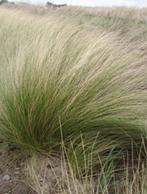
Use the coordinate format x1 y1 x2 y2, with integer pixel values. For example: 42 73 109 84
0 6 147 179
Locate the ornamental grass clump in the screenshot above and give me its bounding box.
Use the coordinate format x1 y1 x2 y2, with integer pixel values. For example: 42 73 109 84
0 8 147 176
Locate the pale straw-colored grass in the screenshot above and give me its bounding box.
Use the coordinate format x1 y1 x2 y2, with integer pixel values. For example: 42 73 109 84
0 6 146 193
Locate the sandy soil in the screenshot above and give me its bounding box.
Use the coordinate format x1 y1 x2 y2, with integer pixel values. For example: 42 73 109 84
0 142 37 194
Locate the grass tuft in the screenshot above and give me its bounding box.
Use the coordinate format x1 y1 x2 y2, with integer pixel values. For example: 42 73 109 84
0 6 147 191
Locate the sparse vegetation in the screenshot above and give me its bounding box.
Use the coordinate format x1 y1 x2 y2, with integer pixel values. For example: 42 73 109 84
46 1 67 8
0 5 147 194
